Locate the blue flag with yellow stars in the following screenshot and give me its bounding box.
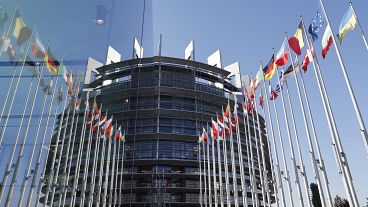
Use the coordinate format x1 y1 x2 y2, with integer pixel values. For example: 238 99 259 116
308 11 324 42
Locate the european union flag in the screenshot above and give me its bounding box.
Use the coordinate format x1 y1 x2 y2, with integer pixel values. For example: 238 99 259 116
308 11 324 42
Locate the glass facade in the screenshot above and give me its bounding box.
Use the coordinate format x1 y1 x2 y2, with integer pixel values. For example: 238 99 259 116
42 56 272 206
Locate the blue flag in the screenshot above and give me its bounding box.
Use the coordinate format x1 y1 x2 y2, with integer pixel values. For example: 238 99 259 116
308 11 324 42
0 5 8 29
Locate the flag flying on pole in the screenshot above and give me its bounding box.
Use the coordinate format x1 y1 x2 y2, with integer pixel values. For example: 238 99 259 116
337 6 357 44
115 126 122 140
44 47 58 75
75 97 81 110
259 93 264 109
43 79 53 95
12 8 32 45
68 73 73 94
255 65 264 87
308 11 324 42
58 60 69 84
121 130 126 142
283 61 300 81
31 36 46 58
202 127 209 144
104 116 113 134
263 55 276 80
288 21 304 55
302 44 314 72
225 99 231 118
275 37 289 66
108 126 114 139
2 34 16 62
211 118 219 140
321 25 333 59
210 127 216 142
275 71 284 93
269 85 278 100
198 134 204 143
57 84 63 105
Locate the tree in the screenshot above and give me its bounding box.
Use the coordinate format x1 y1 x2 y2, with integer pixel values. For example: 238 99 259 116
333 195 350 207
310 183 322 207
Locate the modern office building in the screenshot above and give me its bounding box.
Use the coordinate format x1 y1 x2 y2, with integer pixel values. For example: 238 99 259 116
41 56 273 206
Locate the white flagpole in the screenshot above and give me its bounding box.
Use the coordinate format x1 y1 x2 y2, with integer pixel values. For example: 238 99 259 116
301 17 359 207
198 141 203 207
203 142 208 207
0 26 34 151
114 127 120 207
254 91 273 207
245 99 258 207
349 2 368 51
96 112 109 206
0 67 17 128
5 74 45 207
206 135 213 207
285 31 330 207
118 139 125 206
103 122 113 207
70 91 91 206
211 130 218 207
227 109 239 207
0 70 33 202
48 103 73 206
250 100 266 207
262 79 285 207
61 104 82 207
232 96 249 207
216 130 224 207
110 127 116 207
221 109 231 207
35 94 69 207
319 0 368 158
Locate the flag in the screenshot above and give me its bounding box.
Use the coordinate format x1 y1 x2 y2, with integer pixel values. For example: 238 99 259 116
58 60 68 84
302 44 314 72
2 35 16 62
57 84 63 105
210 127 216 141
275 37 289 66
93 96 99 116
255 65 264 87
104 116 113 133
259 93 264 109
321 26 333 59
75 97 81 110
288 21 305 55
202 127 209 143
12 9 32 45
0 6 8 29
115 126 122 140
67 73 73 94
198 134 204 143
263 55 276 80
250 78 257 99
225 100 231 118
217 115 224 129
31 36 46 58
308 11 324 42
275 70 284 93
337 6 357 44
211 118 219 139
121 130 126 142
108 126 114 139
44 47 58 75
269 85 278 100
283 61 300 81
43 79 53 95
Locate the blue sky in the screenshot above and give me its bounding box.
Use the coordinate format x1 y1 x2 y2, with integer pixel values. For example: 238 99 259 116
0 0 367 206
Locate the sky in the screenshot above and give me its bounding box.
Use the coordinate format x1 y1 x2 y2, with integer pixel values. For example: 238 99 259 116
0 0 367 206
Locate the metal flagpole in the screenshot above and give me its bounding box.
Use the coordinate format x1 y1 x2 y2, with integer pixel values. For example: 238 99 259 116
226 106 239 207
14 66 47 206
285 31 330 207
211 126 218 207
61 104 82 207
250 99 266 207
254 90 273 207
233 96 249 207
349 2 368 51
113 125 120 207
216 128 224 207
70 91 91 206
110 126 117 207
206 134 213 207
0 3 18 58
274 66 303 207
298 70 333 207
301 17 358 207
262 80 285 207
203 142 208 207
259 85 279 207
319 0 368 159
245 99 259 207
27 79 61 207
103 118 113 207
284 81 313 207
0 64 36 202
269 80 295 207
0 67 17 128
96 112 108 207
48 103 73 206
221 108 230 207
4 75 39 206
0 26 34 151
118 138 125 206
35 94 69 207
198 141 203 207
57 98 78 207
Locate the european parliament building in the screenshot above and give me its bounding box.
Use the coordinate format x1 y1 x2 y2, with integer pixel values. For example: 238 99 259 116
41 55 273 206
